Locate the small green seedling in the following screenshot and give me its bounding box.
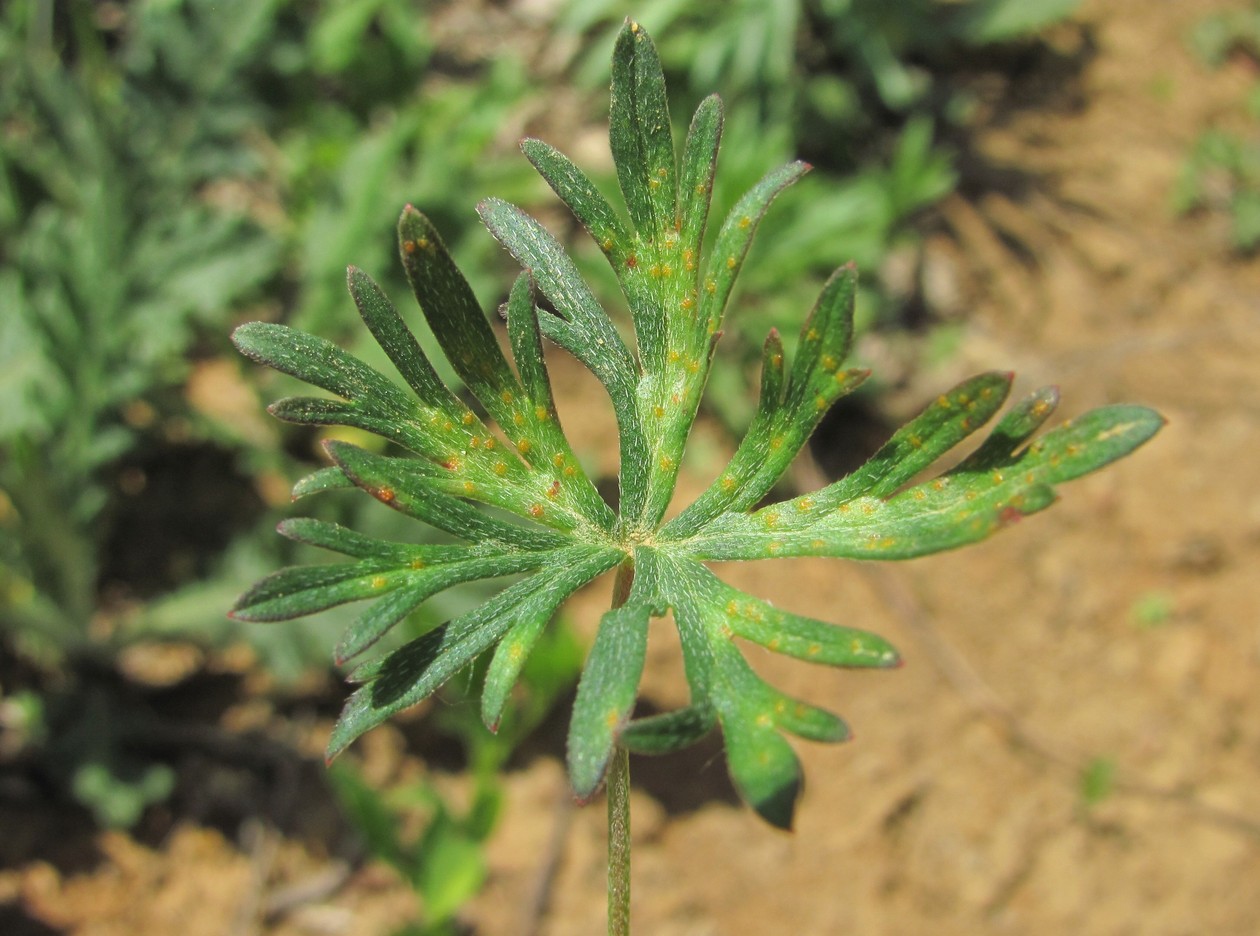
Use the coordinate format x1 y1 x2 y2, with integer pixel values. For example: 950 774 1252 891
327 621 584 934
232 21 1161 932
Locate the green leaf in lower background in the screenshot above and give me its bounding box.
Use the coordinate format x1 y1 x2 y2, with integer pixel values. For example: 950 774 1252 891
1079 756 1117 808
949 0 1083 45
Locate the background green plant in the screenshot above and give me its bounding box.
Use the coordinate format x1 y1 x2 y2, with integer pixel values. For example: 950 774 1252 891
1175 1 1260 254
330 620 584 936
0 0 538 829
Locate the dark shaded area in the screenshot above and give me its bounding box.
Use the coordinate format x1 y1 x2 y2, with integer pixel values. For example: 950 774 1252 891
945 26 1099 211
502 686 742 818
808 396 897 481
622 701 741 817
99 442 265 600
0 656 355 868
628 734 742 817
0 904 62 936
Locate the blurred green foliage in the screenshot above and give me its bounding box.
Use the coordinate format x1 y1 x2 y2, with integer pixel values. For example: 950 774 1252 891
0 0 535 827
1176 2 1260 254
0 0 278 656
330 620 584 935
0 0 535 657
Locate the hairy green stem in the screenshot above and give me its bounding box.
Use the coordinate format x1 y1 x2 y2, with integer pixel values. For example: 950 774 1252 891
607 743 631 936
607 560 634 935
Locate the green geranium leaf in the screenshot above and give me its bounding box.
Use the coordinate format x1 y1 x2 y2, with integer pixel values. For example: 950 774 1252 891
234 20 1161 830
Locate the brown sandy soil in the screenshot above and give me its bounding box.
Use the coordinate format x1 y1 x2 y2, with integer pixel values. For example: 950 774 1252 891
4 0 1259 933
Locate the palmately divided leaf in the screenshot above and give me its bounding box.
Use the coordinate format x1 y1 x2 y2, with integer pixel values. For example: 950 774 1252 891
326 440 570 547
230 561 416 623
646 552 879 826
346 265 456 412
393 210 613 532
698 568 900 669
327 546 622 762
232 515 569 663
665 266 869 538
568 551 667 798
794 370 1016 517
397 207 522 430
620 704 716 755
677 95 723 261
719 698 804 831
610 20 677 243
290 466 354 500
235 319 486 467
232 18 1162 833
680 398 1164 563
501 271 617 530
234 322 448 457
277 517 465 561
478 196 651 525
634 159 813 530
